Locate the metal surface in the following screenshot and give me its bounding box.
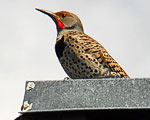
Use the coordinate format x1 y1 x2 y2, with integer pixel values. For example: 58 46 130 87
21 78 150 113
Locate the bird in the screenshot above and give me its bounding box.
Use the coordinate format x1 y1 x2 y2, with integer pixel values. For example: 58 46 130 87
36 8 129 79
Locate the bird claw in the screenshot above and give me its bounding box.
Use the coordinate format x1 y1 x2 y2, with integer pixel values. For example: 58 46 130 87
64 77 71 81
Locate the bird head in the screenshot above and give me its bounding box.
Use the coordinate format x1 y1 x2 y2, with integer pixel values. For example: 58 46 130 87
36 8 84 34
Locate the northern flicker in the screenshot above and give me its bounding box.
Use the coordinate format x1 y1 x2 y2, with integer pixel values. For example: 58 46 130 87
36 8 129 79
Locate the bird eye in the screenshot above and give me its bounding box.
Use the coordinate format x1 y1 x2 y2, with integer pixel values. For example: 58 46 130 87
62 14 66 18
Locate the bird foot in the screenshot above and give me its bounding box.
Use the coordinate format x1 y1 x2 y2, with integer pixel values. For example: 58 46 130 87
63 77 71 81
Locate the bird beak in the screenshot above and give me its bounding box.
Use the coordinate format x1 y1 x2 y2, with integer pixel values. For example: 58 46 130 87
35 8 64 30
35 8 58 21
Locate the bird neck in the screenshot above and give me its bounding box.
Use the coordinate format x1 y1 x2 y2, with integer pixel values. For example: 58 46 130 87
56 29 83 43
57 26 84 36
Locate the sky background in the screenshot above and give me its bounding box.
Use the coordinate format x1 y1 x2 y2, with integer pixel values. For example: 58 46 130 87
0 0 150 119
